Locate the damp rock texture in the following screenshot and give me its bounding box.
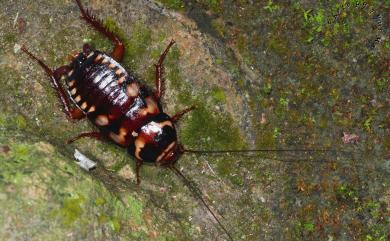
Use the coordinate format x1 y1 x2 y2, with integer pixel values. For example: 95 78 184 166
0 0 389 240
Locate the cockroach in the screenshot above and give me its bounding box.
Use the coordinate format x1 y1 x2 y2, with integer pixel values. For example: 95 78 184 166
22 1 336 240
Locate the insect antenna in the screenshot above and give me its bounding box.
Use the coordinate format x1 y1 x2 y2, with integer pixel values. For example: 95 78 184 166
183 148 335 154
182 148 361 165
169 165 234 241
182 147 380 170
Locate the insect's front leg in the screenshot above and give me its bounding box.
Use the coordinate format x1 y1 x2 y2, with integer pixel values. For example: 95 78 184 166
21 46 85 120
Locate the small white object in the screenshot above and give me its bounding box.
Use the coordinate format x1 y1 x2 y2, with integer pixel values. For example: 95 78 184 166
74 149 97 171
13 12 19 27
14 44 21 54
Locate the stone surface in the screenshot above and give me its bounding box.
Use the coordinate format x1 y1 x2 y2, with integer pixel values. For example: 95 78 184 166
0 0 389 240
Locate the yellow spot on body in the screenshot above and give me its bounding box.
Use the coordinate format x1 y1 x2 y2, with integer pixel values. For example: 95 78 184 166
126 83 139 97
109 128 127 145
102 58 109 64
115 69 122 76
70 88 77 95
68 80 75 87
156 141 176 162
140 97 159 116
118 76 126 84
68 70 74 76
131 131 138 137
87 52 94 58
95 115 109 126
88 105 96 113
109 63 115 69
81 102 88 110
95 54 103 62
134 137 146 160
74 95 81 102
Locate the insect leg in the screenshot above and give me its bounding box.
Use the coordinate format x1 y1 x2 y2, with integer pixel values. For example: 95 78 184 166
74 0 125 62
82 43 92 55
171 106 196 122
67 132 102 144
136 159 143 185
154 40 175 100
21 46 85 120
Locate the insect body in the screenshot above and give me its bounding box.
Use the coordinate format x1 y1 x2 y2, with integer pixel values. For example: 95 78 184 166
67 50 182 170
22 0 193 184
22 0 230 239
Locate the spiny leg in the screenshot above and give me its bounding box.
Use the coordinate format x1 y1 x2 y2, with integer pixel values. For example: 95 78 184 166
136 159 143 185
21 46 85 120
74 0 125 62
155 40 175 100
67 132 102 144
171 106 196 122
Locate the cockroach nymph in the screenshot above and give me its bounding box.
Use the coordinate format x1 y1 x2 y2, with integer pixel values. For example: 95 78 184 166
22 0 232 238
22 1 333 240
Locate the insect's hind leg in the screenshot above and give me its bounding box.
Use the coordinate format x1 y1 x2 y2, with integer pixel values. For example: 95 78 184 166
135 159 143 185
154 40 175 100
74 0 125 62
21 46 84 120
67 132 102 144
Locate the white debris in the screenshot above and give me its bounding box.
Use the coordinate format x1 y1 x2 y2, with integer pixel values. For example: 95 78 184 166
13 12 19 27
74 149 97 171
14 44 21 54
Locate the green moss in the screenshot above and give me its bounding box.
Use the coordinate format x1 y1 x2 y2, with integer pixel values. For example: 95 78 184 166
262 82 272 95
109 219 121 232
127 196 143 225
215 157 234 177
264 0 280 13
211 19 226 37
375 78 388 92
303 221 315 232
254 127 277 150
158 0 185 10
279 97 289 108
3 32 17 44
0 112 7 127
15 115 27 129
268 37 289 56
198 0 223 14
211 87 226 103
95 197 106 206
59 193 86 226
384 136 390 153
335 184 358 203
166 45 183 90
181 103 245 151
363 116 373 132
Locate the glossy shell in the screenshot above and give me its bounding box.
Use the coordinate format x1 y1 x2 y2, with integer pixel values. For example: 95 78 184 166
66 51 178 164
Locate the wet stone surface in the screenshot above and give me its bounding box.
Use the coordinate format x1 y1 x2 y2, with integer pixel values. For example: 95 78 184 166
0 0 389 240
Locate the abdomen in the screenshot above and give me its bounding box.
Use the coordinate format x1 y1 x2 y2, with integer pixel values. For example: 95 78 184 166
66 51 161 146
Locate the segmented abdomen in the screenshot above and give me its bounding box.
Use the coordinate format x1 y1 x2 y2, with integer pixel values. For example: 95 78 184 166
66 51 161 146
